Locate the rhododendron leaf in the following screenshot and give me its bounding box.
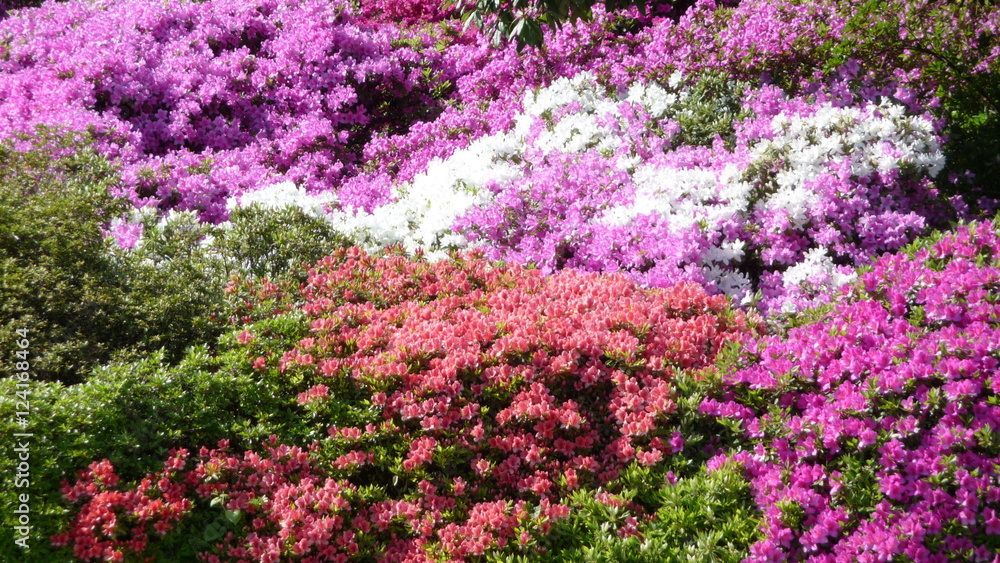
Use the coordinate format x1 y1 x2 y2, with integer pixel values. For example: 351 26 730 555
223 509 241 525
202 520 227 542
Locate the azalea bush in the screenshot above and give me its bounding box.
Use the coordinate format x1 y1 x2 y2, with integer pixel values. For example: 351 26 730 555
0 0 462 221
702 217 1000 560
512 460 761 562
51 247 758 561
0 347 251 562
648 0 1000 197
332 70 958 314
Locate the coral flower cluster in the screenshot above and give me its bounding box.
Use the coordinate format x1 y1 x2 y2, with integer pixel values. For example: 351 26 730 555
54 248 754 561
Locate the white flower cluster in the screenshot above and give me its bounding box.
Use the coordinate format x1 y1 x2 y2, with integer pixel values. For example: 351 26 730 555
702 238 752 300
624 75 682 119
515 73 623 153
756 101 945 227
227 180 335 219
590 99 945 301
596 160 755 299
325 134 521 261
781 247 855 287
325 72 688 260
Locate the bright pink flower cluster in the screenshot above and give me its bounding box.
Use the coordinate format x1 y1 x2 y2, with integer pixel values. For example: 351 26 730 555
357 0 455 25
336 8 635 213
703 219 1000 561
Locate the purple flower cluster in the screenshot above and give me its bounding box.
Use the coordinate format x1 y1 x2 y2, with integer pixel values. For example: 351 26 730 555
631 0 999 108
0 0 460 221
320 0 992 314
702 219 1000 561
336 7 636 212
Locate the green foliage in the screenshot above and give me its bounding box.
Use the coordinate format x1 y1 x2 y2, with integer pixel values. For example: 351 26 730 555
0 128 131 384
0 325 341 561
215 310 355 447
101 200 349 370
0 128 350 385
671 72 754 149
119 213 233 367
0 348 238 561
829 451 881 519
126 203 349 357
214 204 352 283
941 72 1000 201
491 462 760 562
485 361 761 562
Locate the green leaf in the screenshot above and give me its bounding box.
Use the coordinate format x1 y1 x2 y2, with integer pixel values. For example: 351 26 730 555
224 509 242 525
203 520 227 542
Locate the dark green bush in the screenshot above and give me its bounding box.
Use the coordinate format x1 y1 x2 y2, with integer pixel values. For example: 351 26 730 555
122 205 350 364
457 0 695 47
0 149 349 557
0 128 349 384
0 129 131 384
670 72 753 150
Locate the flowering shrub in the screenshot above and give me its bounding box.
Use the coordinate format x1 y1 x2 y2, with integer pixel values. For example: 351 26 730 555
0 0 459 221
51 454 194 562
332 70 957 314
637 0 1000 196
702 218 1000 561
640 0 999 104
53 248 756 561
